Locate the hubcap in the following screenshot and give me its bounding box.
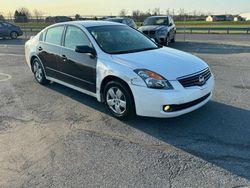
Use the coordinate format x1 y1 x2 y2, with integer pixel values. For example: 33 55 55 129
33 61 43 82
106 87 126 115
11 32 17 39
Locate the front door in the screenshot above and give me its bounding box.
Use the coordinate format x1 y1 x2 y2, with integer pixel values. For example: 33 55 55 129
59 25 97 93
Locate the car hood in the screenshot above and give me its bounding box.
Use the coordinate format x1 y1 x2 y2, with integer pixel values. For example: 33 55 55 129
111 47 208 80
139 25 167 31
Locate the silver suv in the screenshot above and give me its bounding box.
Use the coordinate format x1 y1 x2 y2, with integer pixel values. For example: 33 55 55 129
138 16 176 45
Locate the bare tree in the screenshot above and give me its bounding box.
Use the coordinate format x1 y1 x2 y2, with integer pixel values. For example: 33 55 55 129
152 8 160 16
75 14 81 20
18 7 31 19
0 13 5 21
119 9 127 17
166 9 170 16
132 10 140 21
7 11 13 21
33 9 44 21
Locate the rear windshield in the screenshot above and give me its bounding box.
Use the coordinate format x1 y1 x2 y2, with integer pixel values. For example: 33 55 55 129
107 19 123 23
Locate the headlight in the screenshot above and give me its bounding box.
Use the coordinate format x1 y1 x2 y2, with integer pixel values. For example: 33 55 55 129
134 69 173 89
157 29 167 36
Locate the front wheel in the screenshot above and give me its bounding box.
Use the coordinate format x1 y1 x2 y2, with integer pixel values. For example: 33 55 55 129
165 34 170 46
32 58 50 85
10 31 18 39
104 80 135 120
170 33 176 43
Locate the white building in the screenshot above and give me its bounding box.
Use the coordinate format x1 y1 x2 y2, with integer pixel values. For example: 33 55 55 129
239 13 250 21
206 15 234 22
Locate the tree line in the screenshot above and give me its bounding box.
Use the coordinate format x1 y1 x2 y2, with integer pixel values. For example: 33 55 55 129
0 7 211 23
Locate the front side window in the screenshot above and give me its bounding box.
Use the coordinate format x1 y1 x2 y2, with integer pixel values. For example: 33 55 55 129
88 25 159 54
45 26 64 46
143 17 169 26
64 26 91 50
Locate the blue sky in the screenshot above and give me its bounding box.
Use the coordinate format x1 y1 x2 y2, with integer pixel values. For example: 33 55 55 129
1 0 250 15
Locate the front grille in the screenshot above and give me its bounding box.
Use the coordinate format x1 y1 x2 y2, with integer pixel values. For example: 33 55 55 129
166 93 211 112
178 68 211 88
143 30 156 35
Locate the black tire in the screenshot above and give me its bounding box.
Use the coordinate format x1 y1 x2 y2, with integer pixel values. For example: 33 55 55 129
10 31 18 39
32 58 50 85
104 79 135 120
164 34 170 46
170 34 176 43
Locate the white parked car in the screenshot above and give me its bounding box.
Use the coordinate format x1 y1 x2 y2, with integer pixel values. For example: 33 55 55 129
25 21 214 119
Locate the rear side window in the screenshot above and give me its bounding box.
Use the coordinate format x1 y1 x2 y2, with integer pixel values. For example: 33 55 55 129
64 26 91 50
2 22 12 27
39 32 44 41
45 26 64 46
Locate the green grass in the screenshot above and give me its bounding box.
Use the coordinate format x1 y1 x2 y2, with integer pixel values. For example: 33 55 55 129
14 22 51 28
137 21 250 28
12 21 250 34
12 20 250 28
175 21 250 28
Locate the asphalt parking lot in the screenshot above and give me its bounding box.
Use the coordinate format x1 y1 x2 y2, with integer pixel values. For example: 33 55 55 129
0 34 250 187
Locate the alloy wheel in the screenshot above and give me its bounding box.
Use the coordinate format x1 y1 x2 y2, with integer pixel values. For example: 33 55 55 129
33 61 43 82
106 87 127 115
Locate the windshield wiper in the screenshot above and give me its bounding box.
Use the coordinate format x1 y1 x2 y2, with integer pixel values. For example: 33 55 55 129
111 47 159 55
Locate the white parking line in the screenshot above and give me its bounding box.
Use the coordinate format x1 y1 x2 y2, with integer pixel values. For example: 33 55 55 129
0 53 24 57
0 73 12 82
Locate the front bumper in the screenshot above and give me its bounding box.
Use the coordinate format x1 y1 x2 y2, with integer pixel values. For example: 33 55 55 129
130 75 214 118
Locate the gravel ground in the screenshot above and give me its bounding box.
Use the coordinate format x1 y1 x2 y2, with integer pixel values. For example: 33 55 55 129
0 34 250 188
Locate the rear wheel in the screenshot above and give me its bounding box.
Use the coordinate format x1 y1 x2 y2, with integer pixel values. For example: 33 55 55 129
104 80 135 120
32 58 50 85
10 31 18 39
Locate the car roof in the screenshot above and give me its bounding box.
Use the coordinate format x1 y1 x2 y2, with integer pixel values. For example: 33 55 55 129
106 17 127 20
52 20 124 28
148 16 171 18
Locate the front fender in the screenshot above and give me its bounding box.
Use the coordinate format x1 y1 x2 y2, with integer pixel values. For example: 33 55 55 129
96 57 146 102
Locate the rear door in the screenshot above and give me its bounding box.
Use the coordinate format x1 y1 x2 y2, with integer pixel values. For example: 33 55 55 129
0 23 9 37
0 23 4 37
38 25 65 80
59 25 97 93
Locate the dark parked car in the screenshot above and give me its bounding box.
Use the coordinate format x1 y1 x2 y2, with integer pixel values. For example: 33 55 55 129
105 17 137 29
45 16 73 23
138 16 176 45
0 21 23 39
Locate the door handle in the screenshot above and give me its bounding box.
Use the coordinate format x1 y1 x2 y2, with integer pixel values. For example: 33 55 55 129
38 46 43 51
61 55 67 61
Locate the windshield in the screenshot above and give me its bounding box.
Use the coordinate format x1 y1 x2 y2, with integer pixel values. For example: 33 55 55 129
143 17 169 26
87 25 159 54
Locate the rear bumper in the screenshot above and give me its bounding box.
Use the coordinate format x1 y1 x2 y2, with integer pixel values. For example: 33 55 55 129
130 75 214 118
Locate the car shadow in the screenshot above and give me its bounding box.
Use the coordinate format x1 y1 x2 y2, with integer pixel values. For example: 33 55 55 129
169 41 250 54
46 82 250 180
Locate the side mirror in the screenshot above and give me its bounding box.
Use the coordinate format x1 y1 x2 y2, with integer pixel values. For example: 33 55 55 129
150 38 156 43
169 23 173 27
75 45 96 56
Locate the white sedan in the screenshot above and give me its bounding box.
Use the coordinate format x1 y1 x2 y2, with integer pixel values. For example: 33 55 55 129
25 21 214 119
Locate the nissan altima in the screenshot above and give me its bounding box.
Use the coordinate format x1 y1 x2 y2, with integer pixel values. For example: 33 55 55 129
25 21 214 119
